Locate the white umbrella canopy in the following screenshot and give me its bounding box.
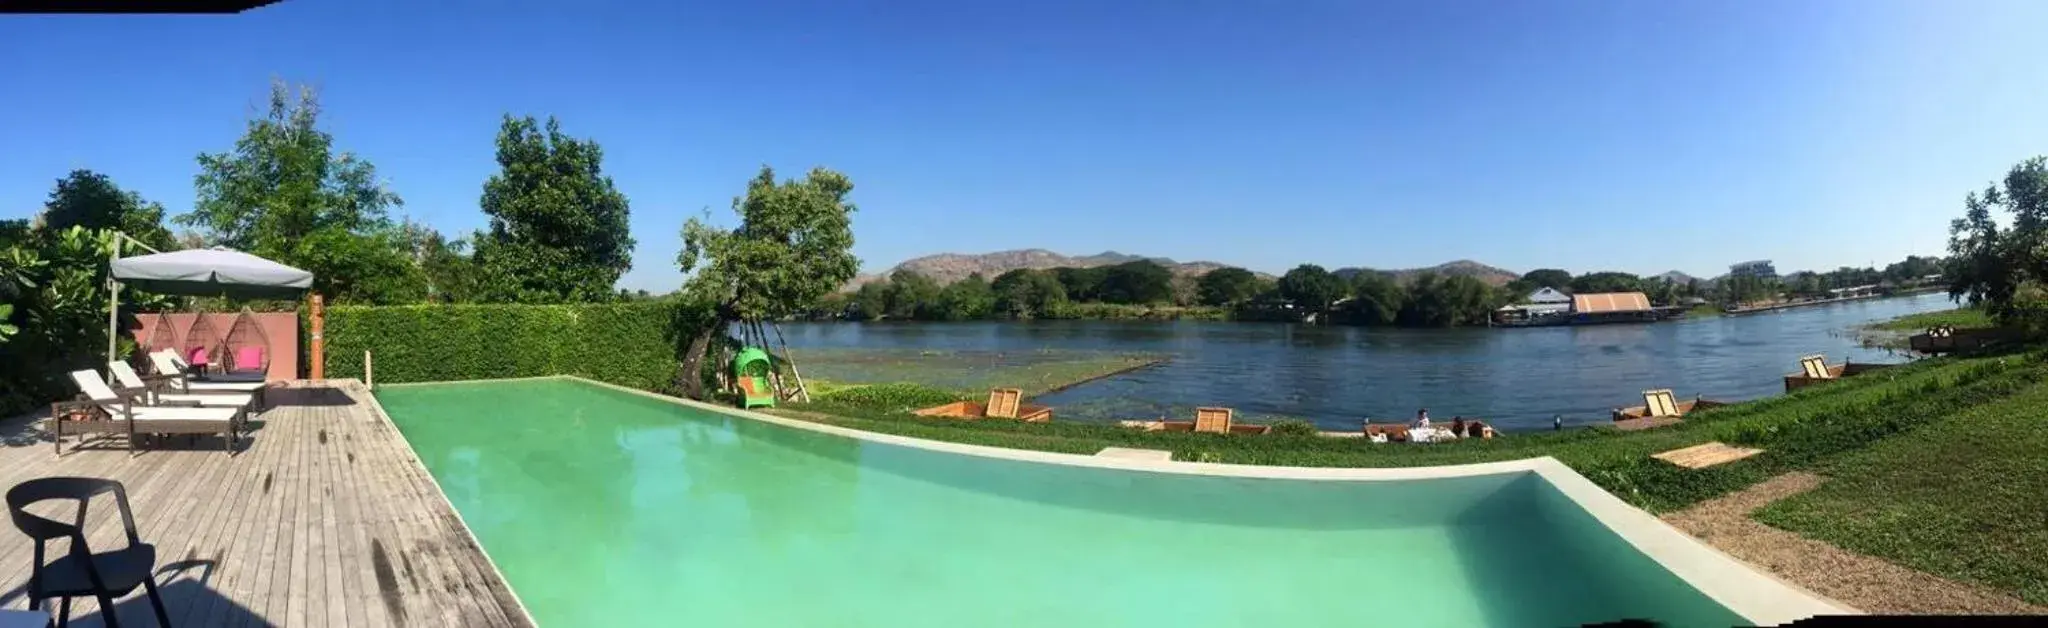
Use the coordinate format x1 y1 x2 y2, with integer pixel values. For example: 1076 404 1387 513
110 248 314 299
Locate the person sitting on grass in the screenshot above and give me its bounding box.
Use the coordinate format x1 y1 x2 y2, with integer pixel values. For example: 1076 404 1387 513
1451 417 1466 438
1415 408 1431 429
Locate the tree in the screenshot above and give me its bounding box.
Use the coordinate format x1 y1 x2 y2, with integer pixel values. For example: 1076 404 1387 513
1277 264 1343 311
1053 267 1105 302
402 222 481 303
1342 271 1406 325
40 170 174 250
676 166 861 398
1097 260 1174 304
1947 157 2048 324
932 273 995 320
1520 268 1572 291
1883 256 1943 284
475 115 635 303
1399 273 1495 327
849 280 890 320
1196 267 1260 306
1569 271 1642 294
178 79 421 303
991 268 1067 318
883 270 941 319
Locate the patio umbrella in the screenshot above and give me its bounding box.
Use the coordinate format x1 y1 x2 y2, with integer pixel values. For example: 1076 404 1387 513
106 246 314 363
111 248 314 299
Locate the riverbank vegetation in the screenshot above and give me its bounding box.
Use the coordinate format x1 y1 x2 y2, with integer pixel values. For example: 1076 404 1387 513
814 254 1953 327
1865 307 1994 332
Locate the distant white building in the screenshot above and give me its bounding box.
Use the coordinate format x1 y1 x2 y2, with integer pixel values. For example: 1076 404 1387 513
1522 287 1572 315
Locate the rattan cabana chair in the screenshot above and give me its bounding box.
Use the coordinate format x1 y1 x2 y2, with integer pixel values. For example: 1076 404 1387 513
223 308 272 378
182 313 223 376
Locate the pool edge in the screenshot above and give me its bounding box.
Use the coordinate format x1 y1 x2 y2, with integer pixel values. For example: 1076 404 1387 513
358 379 543 628
393 375 1860 626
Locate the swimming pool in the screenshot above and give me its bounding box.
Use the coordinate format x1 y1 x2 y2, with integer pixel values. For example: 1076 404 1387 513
376 378 1841 627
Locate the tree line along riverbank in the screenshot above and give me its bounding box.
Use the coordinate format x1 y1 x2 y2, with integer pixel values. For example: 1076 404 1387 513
811 255 1949 327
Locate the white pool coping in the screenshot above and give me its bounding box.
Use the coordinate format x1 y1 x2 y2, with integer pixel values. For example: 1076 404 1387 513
384 375 1860 625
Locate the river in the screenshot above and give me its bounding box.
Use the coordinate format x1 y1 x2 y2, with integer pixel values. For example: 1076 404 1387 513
777 292 1956 432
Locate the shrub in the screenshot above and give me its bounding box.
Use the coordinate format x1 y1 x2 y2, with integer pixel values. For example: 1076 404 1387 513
325 300 710 394
813 383 962 413
1268 419 1321 437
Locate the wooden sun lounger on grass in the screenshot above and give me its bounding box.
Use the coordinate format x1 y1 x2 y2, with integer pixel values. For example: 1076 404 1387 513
912 388 1053 422
1612 388 1726 422
1122 407 1271 435
55 369 249 456
1782 353 1897 393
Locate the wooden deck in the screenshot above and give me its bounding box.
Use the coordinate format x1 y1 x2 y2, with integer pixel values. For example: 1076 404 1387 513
0 380 531 627
1653 441 1766 469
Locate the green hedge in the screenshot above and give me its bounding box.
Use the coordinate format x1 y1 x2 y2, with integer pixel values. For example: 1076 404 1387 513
326 301 707 393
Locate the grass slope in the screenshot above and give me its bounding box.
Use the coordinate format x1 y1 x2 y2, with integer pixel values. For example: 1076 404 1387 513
774 350 2048 513
1754 380 2048 605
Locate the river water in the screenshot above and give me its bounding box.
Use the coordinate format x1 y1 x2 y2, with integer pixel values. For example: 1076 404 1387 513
778 292 1955 432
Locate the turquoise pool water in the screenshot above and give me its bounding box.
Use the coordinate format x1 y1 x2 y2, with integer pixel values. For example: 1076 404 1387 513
379 379 1748 627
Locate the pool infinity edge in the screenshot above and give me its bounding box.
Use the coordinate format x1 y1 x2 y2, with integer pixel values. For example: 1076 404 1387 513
373 375 1859 626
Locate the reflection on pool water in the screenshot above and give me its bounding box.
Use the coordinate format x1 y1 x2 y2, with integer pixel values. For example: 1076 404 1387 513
380 379 1752 627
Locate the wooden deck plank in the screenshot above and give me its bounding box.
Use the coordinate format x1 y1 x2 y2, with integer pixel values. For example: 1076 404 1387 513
1653 441 1766 469
0 381 529 628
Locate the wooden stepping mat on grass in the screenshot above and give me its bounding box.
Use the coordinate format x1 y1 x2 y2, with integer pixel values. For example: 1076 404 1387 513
1654 442 1764 469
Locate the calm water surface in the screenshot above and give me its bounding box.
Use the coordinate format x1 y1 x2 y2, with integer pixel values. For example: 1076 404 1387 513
384 379 1744 627
780 293 1954 431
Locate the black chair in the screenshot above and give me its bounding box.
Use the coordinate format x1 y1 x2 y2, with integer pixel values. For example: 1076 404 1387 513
5 477 170 627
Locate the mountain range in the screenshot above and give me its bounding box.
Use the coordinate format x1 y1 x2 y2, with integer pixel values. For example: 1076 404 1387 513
845 249 1527 291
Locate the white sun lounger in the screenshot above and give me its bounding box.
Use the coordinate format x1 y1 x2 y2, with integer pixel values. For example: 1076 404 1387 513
148 350 270 394
107 361 255 408
56 369 248 455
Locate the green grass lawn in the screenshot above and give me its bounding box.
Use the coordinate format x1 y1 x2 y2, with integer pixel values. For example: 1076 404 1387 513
1753 379 2048 605
1866 307 1994 331
773 349 2048 513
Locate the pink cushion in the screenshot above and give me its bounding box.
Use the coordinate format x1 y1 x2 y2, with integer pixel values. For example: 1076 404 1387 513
188 347 210 365
235 346 264 370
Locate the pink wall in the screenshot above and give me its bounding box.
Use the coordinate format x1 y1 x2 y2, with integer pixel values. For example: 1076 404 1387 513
131 311 300 381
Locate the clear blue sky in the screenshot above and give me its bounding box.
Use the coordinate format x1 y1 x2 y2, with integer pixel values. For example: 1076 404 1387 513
4 0 2045 291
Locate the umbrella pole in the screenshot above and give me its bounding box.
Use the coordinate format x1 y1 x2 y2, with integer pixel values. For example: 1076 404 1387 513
106 237 122 369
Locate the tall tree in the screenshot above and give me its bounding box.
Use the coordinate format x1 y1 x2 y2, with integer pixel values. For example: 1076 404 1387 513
1196 267 1260 306
1097 260 1175 304
991 268 1067 318
1343 271 1406 325
1520 268 1573 291
178 79 421 303
1569 271 1643 294
883 270 941 319
476 115 635 303
932 273 996 320
41 170 174 250
1947 157 2048 322
849 280 891 321
676 166 861 398
1277 264 1343 312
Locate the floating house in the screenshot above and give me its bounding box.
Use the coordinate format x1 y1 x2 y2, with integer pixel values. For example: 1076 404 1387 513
1570 291 1658 324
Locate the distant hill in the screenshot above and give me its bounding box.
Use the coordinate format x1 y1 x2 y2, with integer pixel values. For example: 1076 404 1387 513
847 250 1527 291
1332 260 1521 287
845 249 1254 290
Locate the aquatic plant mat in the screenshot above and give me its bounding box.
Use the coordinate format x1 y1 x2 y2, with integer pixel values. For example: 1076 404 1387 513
791 348 1164 396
